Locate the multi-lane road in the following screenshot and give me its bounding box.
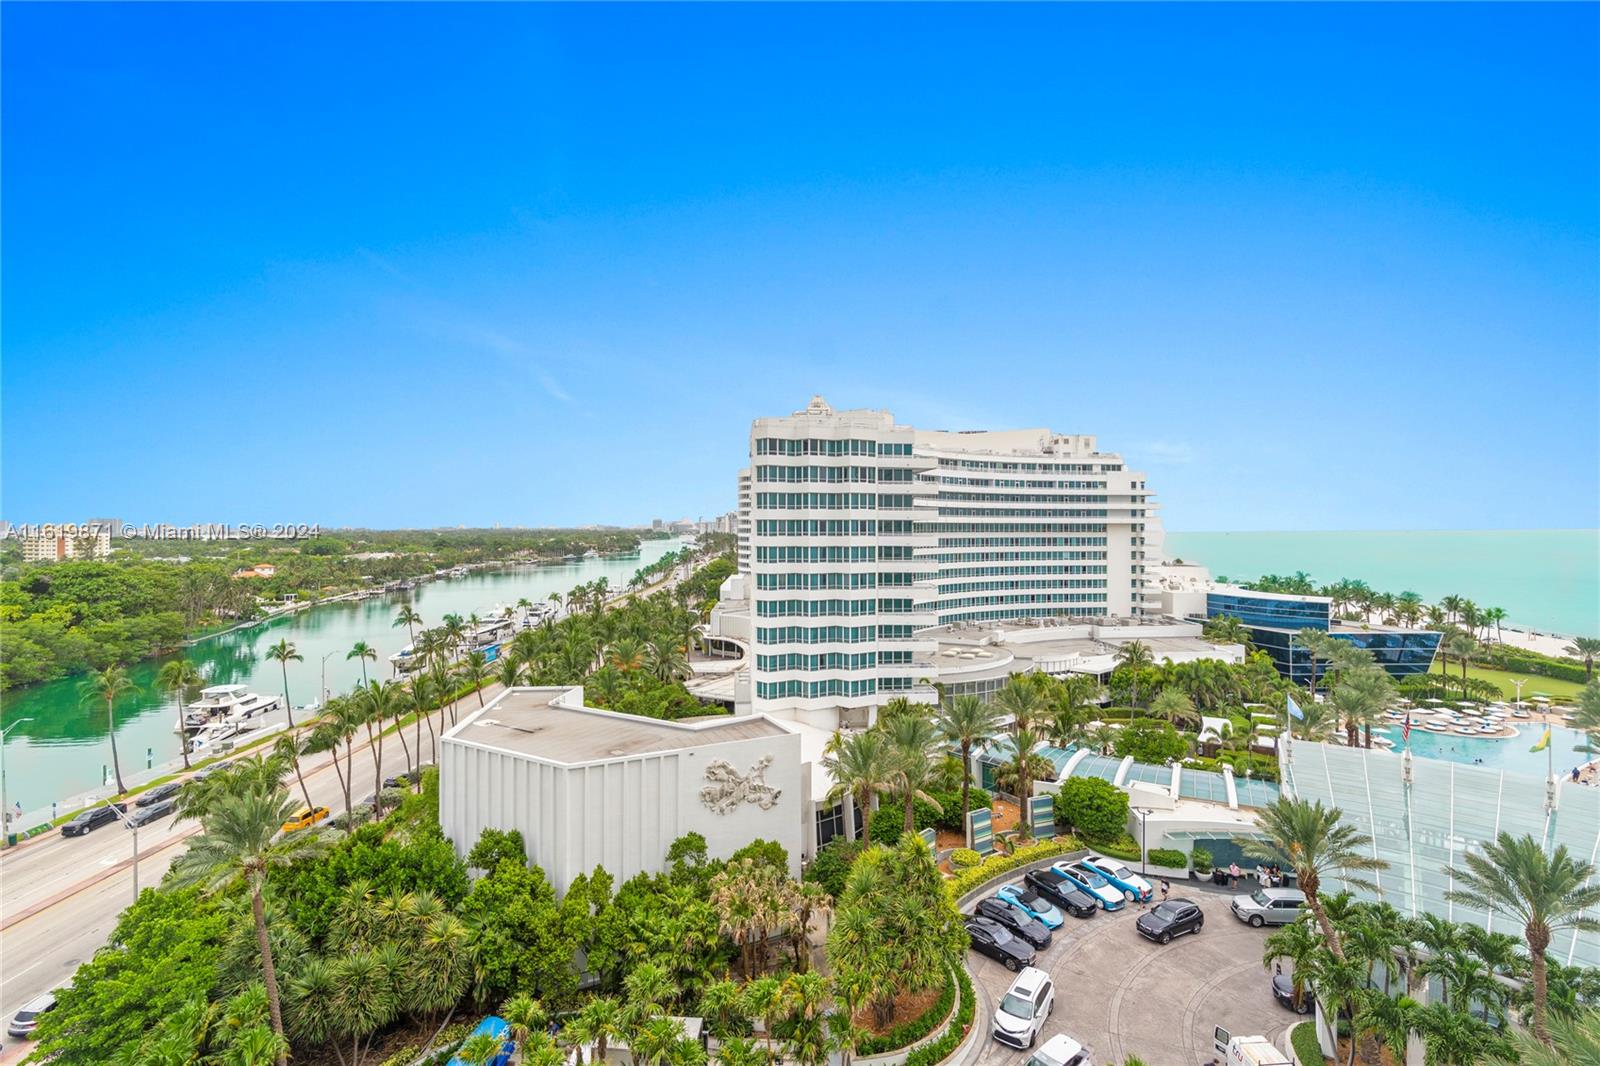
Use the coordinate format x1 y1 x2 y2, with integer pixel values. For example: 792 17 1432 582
0 693 486 1061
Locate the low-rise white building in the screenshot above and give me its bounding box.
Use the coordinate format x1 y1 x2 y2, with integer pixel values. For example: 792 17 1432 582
439 686 812 892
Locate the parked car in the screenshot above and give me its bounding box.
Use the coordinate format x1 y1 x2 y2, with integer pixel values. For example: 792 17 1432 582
1135 898 1205 944
1024 869 1099 919
383 773 411 789
128 800 176 828
135 783 182 807
997 883 1065 929
974 896 1053 949
280 805 330 833
1050 861 1125 911
1231 887 1307 928
1272 971 1311 1014
1026 1032 1092 1066
191 761 233 781
8 992 58 1038
992 966 1055 1049
446 1015 514 1066
965 916 1036 972
61 804 126 837
1082 854 1153 902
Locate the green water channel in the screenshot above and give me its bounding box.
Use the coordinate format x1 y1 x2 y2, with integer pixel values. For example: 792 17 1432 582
0 538 687 814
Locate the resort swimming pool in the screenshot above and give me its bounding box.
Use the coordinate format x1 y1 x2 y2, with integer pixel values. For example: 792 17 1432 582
1375 722 1594 779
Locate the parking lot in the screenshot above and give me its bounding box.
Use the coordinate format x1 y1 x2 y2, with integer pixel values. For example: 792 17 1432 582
965 884 1294 1066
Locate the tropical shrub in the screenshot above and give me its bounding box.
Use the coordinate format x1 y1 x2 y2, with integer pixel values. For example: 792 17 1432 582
1112 718 1190 763
915 787 992 832
945 838 1080 902
729 838 789 872
804 839 864 897
827 838 966 1028
1092 834 1141 862
950 848 981 869
1192 846 1213 874
1053 777 1129 843
1147 848 1188 869
903 967 976 1066
868 806 910 845
856 972 956 1054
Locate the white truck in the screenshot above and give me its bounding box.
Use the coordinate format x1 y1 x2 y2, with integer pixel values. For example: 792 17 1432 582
1211 1027 1292 1066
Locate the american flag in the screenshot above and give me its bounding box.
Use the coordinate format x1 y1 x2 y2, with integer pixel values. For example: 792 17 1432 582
1402 714 1412 743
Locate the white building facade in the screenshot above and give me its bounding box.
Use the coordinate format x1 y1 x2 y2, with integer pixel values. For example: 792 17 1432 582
440 686 807 893
746 397 1163 727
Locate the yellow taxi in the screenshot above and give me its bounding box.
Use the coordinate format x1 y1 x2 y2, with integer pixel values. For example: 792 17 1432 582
280 805 331 833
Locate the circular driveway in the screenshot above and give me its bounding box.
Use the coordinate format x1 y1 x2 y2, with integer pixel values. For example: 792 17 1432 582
964 887 1295 1066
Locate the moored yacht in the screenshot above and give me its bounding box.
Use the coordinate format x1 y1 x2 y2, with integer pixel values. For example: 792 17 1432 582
180 685 280 732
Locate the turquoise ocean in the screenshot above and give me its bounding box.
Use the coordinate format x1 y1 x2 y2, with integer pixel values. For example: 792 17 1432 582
1160 530 1599 639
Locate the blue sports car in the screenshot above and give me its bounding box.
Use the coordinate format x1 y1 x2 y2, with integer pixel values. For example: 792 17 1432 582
996 883 1064 928
1082 854 1154 902
1049 861 1126 911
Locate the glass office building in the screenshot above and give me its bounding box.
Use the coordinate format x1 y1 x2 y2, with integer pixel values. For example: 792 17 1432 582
1285 740 1600 969
1205 591 1441 686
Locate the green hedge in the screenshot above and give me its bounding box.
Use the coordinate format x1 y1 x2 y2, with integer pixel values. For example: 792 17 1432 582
805 839 865 897
903 967 976 1066
950 849 981 869
857 971 956 1054
945 837 1079 902
1290 1020 1325 1064
1091 833 1141 862
1147 848 1187 869
1485 651 1589 684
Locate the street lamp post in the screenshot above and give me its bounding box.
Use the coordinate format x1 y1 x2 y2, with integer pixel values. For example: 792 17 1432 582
1 718 35 850
321 651 338 707
102 801 139 904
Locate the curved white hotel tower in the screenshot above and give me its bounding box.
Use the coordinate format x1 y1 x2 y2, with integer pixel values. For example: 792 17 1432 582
748 397 1162 727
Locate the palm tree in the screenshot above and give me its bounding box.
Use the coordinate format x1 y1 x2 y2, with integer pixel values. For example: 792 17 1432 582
158 659 205 771
394 604 424 649
1494 1007 1600 1066
461 650 493 710
80 665 137 794
1412 1000 1501 1065
359 681 403 816
993 677 1042 731
1149 687 1198 730
1242 796 1388 959
347 641 378 687
1444 831 1600 1045
568 997 625 1066
458 1032 510 1066
1261 919 1320 1012
1114 642 1155 705
1352 987 1418 1066
1444 631 1477 696
1329 664 1394 749
1563 637 1600 682
502 994 546 1063
265 640 303 730
933 695 1005 847
821 730 894 840
884 714 943 834
170 786 333 1064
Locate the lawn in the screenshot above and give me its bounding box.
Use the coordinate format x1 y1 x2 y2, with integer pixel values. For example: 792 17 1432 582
1430 662 1588 702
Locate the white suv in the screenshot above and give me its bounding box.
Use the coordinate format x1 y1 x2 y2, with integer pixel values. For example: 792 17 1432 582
993 966 1055 1049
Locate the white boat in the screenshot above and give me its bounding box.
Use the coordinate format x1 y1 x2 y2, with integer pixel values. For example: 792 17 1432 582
181 685 280 732
188 721 239 755
389 644 423 672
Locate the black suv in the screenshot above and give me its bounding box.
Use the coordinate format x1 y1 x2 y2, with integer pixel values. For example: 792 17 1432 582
974 896 1053 949
1024 869 1099 918
62 803 127 837
965 916 1036 972
1135 898 1204 944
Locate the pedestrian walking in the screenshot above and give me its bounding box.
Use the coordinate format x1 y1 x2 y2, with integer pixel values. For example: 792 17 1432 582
1160 878 1170 904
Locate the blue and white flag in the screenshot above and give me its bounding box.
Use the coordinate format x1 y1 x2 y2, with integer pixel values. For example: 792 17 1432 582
1287 693 1305 721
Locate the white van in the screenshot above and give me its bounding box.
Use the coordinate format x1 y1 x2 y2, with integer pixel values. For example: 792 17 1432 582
1212 1027 1291 1066
1026 1033 1091 1066
993 966 1055 1049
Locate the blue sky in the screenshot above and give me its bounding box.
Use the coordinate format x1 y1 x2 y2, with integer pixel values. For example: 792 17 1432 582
3 4 1596 532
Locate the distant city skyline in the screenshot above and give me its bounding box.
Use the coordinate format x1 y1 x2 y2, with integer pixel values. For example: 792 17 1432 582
2 4 1595 532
